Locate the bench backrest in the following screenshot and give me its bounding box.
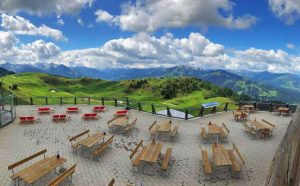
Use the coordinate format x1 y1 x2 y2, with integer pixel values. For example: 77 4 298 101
19 116 27 120
130 140 143 159
148 120 157 131
8 149 47 170
261 119 276 128
116 110 127 114
222 123 230 133
69 130 90 142
107 117 118 124
94 106 105 109
232 143 245 165
108 178 115 186
48 164 76 186
68 107 78 110
161 147 172 169
91 113 97 117
39 107 50 111
129 118 137 127
53 115 60 118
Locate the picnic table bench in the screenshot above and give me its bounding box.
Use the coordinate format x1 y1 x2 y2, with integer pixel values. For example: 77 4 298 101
48 164 76 186
220 123 230 141
8 149 66 185
241 122 257 139
161 147 172 176
212 144 232 166
149 120 159 137
208 123 223 143
200 127 208 141
19 116 39 124
124 118 138 135
232 110 248 121
79 132 106 157
201 150 212 174
277 107 289 116
52 114 69 122
92 135 114 160
67 107 79 113
140 142 163 175
227 143 245 178
93 106 106 112
69 130 90 153
171 126 179 139
82 113 100 120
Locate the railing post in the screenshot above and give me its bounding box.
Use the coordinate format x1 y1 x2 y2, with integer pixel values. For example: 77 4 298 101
167 106 172 117
88 97 91 105
114 98 118 107
60 97 63 105
30 97 33 106
14 97 18 105
224 102 228 112
74 97 77 105
269 102 272 112
185 109 188 120
45 97 48 105
151 104 156 114
126 97 130 110
211 106 216 114
101 98 104 105
138 102 143 111
199 107 204 117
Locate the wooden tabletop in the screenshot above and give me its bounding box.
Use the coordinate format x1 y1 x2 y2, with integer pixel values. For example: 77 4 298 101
140 142 163 163
158 121 172 132
111 117 128 127
19 156 66 184
208 123 222 134
79 132 105 148
277 107 289 112
250 120 269 130
212 144 232 166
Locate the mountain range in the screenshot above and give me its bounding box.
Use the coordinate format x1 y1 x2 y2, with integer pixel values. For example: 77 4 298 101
1 62 300 103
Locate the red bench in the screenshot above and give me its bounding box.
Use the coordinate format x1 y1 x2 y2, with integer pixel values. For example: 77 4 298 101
114 110 128 116
67 107 79 113
38 107 52 113
93 106 105 112
52 114 68 122
19 116 37 124
82 113 99 120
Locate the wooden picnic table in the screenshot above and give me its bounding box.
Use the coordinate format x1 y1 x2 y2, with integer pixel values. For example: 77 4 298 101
212 144 232 166
111 117 129 127
208 123 222 143
233 110 247 121
18 156 66 184
157 121 172 133
140 142 163 163
277 107 289 116
79 132 105 148
250 120 270 130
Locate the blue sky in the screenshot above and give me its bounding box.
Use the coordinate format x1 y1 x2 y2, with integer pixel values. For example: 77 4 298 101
0 0 300 73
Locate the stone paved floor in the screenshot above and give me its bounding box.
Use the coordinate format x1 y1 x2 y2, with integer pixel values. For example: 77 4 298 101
0 105 293 186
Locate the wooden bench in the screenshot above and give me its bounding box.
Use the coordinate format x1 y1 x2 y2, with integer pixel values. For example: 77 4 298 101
124 118 138 135
201 150 212 174
48 164 76 186
200 127 208 141
171 126 178 139
92 135 114 160
220 123 230 141
129 140 143 160
161 147 172 176
242 122 257 139
261 119 275 136
132 147 147 173
149 120 159 136
69 130 90 153
93 106 106 112
8 149 47 183
108 178 115 186
107 117 119 132
228 143 245 178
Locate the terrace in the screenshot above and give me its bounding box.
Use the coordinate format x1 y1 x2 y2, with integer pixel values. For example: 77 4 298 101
0 102 293 185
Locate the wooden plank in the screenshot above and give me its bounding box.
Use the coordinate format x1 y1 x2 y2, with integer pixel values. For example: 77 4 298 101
227 150 241 172
171 126 178 137
201 150 212 174
140 142 162 163
158 121 172 132
201 128 208 139
108 178 115 186
130 140 143 160
212 144 231 166
261 119 276 128
208 123 222 134
69 130 89 142
233 143 245 165
148 120 157 131
79 132 105 148
161 148 172 170
222 123 230 133
8 149 47 170
133 147 146 166
48 164 76 186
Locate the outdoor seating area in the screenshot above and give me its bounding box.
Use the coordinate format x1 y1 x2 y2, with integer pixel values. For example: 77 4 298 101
276 107 289 116
0 105 293 185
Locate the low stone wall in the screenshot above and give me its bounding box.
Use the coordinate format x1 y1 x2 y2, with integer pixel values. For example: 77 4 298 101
265 106 300 186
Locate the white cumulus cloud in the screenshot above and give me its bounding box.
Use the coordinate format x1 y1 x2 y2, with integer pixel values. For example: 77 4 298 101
268 0 300 24
1 14 67 41
96 0 256 32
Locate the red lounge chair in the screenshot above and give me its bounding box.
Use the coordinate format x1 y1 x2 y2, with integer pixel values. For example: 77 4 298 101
93 106 105 112
19 116 36 124
83 113 99 120
38 107 51 113
52 114 68 121
114 110 128 116
67 107 79 113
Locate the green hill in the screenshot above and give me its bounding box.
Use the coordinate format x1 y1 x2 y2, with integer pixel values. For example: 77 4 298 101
1 73 240 113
